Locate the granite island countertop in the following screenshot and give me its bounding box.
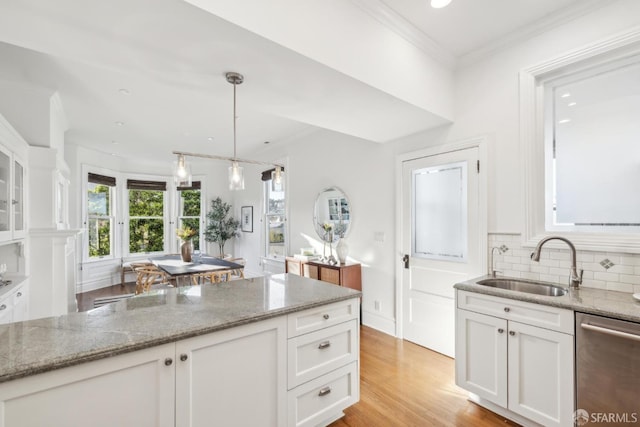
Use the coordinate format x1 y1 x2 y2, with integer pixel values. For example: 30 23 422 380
0 273 361 384
455 275 640 323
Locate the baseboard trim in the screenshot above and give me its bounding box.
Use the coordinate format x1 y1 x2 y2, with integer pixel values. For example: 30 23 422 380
468 394 542 427
362 310 396 336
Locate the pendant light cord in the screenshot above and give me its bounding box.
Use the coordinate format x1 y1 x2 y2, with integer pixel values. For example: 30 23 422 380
233 79 237 160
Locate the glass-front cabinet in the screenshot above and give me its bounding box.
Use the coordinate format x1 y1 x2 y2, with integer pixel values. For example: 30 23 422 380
0 144 26 242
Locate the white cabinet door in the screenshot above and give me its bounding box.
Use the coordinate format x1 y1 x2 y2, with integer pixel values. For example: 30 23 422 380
455 309 508 407
0 296 13 325
0 344 176 427
507 321 574 427
175 317 287 427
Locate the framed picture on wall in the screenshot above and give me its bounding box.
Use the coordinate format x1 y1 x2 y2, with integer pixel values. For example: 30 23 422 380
241 206 253 232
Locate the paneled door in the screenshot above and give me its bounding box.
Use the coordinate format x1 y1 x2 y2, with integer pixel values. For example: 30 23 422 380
401 146 484 357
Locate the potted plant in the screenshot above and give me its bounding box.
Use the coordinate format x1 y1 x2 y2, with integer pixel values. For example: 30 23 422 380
204 197 240 257
176 225 197 262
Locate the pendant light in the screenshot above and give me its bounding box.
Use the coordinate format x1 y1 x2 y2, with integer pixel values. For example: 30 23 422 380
271 165 284 192
173 153 192 187
227 72 245 191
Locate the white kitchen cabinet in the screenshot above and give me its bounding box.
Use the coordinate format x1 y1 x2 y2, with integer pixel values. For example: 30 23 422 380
0 343 176 427
175 317 287 427
287 299 360 427
455 290 574 427
0 139 27 242
0 281 29 325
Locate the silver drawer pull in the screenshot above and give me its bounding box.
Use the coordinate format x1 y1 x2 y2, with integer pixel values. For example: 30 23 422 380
504 307 510 312
0 304 6 311
509 331 516 336
322 314 330 320
16 292 22 298
318 387 332 397
318 341 331 350
497 328 504 334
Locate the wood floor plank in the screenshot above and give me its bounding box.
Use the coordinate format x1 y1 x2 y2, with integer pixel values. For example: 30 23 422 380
330 326 520 427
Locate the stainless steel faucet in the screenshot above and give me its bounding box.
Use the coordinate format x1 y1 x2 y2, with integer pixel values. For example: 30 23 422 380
531 236 583 288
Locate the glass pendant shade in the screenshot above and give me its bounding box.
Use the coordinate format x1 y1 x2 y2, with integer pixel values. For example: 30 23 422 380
271 166 284 192
229 161 245 190
173 155 192 187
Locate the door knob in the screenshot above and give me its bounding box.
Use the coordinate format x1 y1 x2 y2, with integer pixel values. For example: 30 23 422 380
402 254 410 269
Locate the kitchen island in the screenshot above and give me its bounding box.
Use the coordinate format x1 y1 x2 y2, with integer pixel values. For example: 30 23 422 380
0 274 361 427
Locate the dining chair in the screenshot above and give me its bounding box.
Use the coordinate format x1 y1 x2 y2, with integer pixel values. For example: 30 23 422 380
190 270 231 286
133 265 171 294
226 258 246 280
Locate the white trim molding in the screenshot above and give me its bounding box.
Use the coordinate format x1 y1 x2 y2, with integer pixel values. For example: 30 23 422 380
520 26 640 253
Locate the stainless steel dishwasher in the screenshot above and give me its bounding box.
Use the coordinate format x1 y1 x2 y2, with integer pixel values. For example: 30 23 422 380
576 312 640 425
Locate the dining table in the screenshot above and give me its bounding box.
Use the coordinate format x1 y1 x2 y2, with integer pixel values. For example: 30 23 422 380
150 254 244 286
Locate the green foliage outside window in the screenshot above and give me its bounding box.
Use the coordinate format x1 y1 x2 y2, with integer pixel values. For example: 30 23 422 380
88 184 111 257
129 189 164 253
179 189 201 250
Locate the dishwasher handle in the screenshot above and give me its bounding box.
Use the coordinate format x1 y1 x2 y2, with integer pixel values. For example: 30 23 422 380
581 322 640 343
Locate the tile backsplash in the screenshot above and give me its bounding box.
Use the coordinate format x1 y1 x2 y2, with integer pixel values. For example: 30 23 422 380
489 233 640 294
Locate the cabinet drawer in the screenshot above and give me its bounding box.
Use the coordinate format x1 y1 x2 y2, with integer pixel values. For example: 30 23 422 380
288 362 358 427
288 320 358 389
13 285 26 305
287 260 302 276
288 299 359 338
457 290 573 334
319 267 340 285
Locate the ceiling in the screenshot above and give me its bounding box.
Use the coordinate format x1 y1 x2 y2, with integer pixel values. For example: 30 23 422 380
0 0 604 164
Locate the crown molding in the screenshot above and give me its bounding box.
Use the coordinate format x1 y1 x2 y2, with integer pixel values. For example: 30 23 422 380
458 0 619 68
349 0 456 69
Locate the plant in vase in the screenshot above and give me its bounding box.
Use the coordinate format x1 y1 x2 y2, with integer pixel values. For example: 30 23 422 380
176 225 197 262
204 197 240 258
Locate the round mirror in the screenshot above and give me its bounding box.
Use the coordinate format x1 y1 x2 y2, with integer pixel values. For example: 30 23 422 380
313 186 351 242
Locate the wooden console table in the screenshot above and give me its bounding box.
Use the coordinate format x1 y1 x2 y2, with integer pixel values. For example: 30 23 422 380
286 257 361 291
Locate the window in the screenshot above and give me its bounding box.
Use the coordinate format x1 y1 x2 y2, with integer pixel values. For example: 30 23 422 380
127 179 166 254
177 181 202 251
262 168 286 259
520 29 640 252
87 173 116 258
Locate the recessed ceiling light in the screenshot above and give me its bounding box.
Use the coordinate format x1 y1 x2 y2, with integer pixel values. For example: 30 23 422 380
430 0 452 8
561 93 571 98
118 88 130 95
264 141 270 144
111 140 119 145
115 121 124 126
568 102 577 107
558 119 571 124
207 137 214 141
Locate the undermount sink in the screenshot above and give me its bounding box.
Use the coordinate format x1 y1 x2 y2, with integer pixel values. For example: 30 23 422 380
476 278 568 297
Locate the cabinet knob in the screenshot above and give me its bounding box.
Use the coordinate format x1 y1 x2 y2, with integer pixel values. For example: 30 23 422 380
180 354 188 362
509 331 516 336
504 307 510 313
164 358 173 366
318 387 332 397
0 304 6 311
318 341 331 350
497 328 504 334
16 292 22 298
323 314 330 320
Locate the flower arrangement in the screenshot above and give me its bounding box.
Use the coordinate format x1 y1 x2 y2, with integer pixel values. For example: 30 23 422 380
176 225 197 241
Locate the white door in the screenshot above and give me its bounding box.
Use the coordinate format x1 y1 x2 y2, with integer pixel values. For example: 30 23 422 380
401 147 484 357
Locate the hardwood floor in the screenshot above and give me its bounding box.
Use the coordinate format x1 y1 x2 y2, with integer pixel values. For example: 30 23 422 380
330 326 519 427
76 283 137 312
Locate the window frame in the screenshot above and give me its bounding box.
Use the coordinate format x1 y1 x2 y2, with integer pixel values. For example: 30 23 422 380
176 180 205 252
85 173 116 260
263 171 287 261
520 28 640 253
124 176 169 257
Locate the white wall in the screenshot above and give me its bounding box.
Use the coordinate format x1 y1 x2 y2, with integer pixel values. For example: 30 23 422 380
233 0 640 336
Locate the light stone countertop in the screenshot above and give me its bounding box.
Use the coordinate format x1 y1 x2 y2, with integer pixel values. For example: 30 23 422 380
455 275 640 323
0 273 361 384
